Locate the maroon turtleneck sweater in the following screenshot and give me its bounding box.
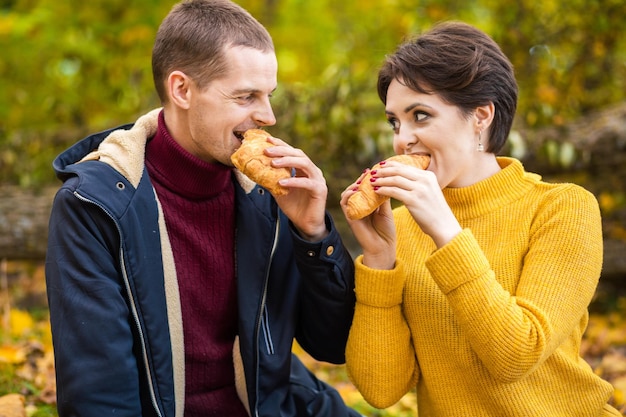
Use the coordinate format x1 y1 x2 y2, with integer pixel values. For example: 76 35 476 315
145 111 248 417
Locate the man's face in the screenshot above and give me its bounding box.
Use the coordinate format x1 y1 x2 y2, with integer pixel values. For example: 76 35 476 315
179 45 278 165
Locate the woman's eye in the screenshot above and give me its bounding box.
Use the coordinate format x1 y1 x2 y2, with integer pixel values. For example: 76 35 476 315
387 118 400 132
414 111 429 122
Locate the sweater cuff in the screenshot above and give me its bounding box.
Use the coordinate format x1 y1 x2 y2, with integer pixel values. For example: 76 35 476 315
354 255 405 307
425 229 490 294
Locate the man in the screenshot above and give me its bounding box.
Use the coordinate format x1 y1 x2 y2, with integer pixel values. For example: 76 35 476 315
45 1 358 416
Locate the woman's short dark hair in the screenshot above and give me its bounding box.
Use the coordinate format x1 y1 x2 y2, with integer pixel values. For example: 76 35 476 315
377 21 518 154
152 0 274 104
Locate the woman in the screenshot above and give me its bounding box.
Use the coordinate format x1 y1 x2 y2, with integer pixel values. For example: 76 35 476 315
340 21 622 417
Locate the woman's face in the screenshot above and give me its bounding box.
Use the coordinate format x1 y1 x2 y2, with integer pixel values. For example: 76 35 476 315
385 78 488 188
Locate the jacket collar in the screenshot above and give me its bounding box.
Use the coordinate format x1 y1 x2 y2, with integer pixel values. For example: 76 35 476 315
56 108 258 194
79 108 161 188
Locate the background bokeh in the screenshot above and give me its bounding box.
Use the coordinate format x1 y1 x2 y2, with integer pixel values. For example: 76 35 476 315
1 0 625 189
0 0 625 415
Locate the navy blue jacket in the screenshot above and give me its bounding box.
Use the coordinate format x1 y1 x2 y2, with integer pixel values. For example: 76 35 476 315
45 110 358 417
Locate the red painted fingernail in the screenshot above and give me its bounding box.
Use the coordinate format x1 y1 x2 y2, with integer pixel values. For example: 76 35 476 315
379 161 386 165
352 187 359 191
370 177 376 182
370 170 377 175
356 180 362 185
373 186 380 191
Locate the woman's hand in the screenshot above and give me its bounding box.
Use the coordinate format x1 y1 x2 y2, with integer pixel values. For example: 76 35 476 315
343 159 462 256
366 160 462 248
341 168 397 270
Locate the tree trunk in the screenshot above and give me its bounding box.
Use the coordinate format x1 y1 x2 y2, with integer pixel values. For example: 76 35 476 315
0 186 56 260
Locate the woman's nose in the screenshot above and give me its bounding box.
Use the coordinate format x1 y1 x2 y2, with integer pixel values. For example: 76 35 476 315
394 127 417 152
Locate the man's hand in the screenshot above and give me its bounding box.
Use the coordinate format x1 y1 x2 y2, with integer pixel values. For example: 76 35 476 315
264 136 329 241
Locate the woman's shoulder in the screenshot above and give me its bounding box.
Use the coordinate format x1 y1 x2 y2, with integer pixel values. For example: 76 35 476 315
510 157 596 205
527 173 597 205
524 177 601 231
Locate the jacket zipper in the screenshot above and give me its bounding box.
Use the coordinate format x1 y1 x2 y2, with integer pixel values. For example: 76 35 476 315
74 191 164 417
253 215 281 417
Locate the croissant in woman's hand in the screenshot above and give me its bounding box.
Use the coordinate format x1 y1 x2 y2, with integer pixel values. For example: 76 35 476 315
231 129 292 196
346 154 430 220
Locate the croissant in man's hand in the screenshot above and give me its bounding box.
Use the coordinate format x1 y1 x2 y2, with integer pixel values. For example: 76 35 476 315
231 129 292 196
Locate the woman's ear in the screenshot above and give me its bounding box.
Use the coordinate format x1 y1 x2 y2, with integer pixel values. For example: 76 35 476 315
167 70 192 110
474 102 495 132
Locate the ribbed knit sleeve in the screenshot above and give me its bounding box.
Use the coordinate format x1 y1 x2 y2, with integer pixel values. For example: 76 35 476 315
425 229 491 294
426 186 602 383
346 256 419 408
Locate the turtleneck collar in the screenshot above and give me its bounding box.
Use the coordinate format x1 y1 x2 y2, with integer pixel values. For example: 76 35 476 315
146 111 233 200
442 157 539 220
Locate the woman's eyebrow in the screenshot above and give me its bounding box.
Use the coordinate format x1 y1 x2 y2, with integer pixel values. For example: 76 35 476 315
403 102 432 113
386 102 431 116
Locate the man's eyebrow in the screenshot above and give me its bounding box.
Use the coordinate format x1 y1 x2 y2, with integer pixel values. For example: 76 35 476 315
230 87 277 95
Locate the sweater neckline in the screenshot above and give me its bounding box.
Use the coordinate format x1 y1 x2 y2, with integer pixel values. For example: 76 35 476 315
442 157 538 220
146 111 232 200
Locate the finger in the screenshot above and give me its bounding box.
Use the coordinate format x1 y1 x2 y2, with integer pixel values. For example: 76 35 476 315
371 163 419 180
264 138 310 161
278 173 329 192
340 184 361 206
266 135 289 147
273 156 325 184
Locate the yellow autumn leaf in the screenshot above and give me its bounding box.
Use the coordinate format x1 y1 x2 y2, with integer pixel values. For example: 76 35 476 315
9 309 34 338
0 345 26 364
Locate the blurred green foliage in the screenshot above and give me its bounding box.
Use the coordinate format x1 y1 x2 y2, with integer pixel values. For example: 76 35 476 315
1 0 625 192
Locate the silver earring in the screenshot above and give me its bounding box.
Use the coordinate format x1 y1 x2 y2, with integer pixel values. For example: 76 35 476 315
477 131 484 152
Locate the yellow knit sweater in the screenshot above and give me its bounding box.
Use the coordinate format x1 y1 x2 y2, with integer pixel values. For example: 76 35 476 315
346 157 622 417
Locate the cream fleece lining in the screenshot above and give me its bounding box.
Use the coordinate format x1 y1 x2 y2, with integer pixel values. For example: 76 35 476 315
79 108 161 188
154 194 185 417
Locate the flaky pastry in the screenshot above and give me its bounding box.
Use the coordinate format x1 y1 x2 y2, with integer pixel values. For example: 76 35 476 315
231 129 292 196
346 154 431 220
